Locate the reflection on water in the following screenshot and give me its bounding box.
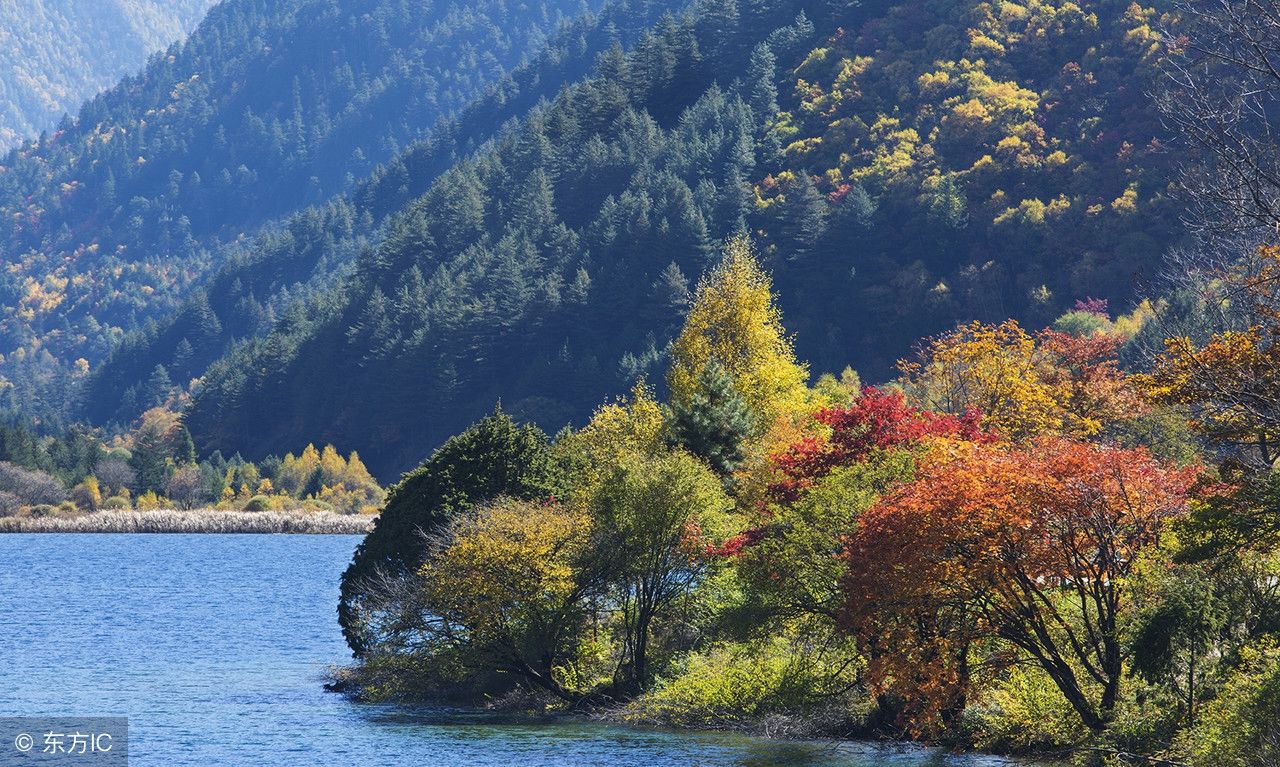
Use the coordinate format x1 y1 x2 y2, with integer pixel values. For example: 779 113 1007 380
0 534 1041 767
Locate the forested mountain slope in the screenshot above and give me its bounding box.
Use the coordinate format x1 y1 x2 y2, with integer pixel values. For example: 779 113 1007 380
184 0 1184 479
767 0 1176 375
82 0 692 426
0 0 622 421
0 0 216 151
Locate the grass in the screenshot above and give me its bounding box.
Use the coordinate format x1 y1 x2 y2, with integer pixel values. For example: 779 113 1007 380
0 508 375 534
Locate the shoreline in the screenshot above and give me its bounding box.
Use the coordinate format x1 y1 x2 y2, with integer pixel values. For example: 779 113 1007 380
0 509 375 534
323 670 1071 765
325 681 1069 766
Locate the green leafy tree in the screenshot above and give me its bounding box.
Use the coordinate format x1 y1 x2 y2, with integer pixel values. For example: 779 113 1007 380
1182 641 1280 767
338 407 565 654
416 498 594 702
589 450 735 692
1131 568 1227 726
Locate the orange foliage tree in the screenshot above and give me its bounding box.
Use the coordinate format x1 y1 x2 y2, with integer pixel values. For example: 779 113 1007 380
1146 246 1280 463
900 320 1145 441
840 437 1197 732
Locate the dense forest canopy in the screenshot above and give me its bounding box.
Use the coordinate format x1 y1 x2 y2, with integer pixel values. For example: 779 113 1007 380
0 0 633 425
0 0 1187 482
0 0 216 151
182 0 1186 479
81 0 695 428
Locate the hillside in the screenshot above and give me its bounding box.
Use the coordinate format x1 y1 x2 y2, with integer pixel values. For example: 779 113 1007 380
0 0 216 151
81 0 693 426
181 0 1184 479
0 0 628 422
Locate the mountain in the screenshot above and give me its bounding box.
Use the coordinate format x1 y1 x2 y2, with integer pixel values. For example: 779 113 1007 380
0 0 636 422
0 0 217 151
179 0 1184 480
81 0 693 426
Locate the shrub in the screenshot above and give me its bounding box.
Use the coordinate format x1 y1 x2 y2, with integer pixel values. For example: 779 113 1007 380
135 491 168 511
1180 640 1280 767
962 665 1089 752
102 496 131 510
623 637 863 732
243 495 276 512
69 477 101 511
58 501 78 514
28 504 57 518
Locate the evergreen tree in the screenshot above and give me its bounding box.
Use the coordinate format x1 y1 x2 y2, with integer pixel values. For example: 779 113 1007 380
143 365 173 408
781 171 828 258
667 360 755 479
747 42 783 165
172 338 194 376
653 262 692 317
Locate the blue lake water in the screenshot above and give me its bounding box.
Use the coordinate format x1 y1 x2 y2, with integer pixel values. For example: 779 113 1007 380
0 534 1039 766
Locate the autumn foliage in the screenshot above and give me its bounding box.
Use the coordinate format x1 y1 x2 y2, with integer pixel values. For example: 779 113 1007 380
1145 249 1280 464
901 320 1144 441
841 437 1198 732
767 387 985 503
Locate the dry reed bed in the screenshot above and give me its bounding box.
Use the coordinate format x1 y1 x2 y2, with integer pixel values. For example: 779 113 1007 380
0 509 375 534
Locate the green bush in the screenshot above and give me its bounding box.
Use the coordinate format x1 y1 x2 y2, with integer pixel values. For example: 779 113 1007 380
962 665 1089 752
1180 640 1280 767
28 504 56 517
102 496 131 510
243 495 275 512
623 637 863 731
1052 310 1111 338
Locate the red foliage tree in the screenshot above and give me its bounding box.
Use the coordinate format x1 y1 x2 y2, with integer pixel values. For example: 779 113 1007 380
768 387 985 503
840 437 1198 732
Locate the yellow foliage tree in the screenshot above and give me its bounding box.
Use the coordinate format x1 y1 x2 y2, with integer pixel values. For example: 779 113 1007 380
419 498 592 700
556 381 666 501
319 444 346 486
900 320 1057 438
668 236 809 430
1144 246 1280 464
900 319 1143 440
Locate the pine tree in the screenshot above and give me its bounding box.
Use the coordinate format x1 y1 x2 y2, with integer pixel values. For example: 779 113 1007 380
172 338 194 376
747 43 779 123
781 171 829 258
833 183 876 231
176 425 197 466
667 360 755 479
653 262 691 317
747 41 782 166
144 365 173 408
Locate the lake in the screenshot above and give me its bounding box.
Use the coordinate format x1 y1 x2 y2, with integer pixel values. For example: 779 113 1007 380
0 534 1038 766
